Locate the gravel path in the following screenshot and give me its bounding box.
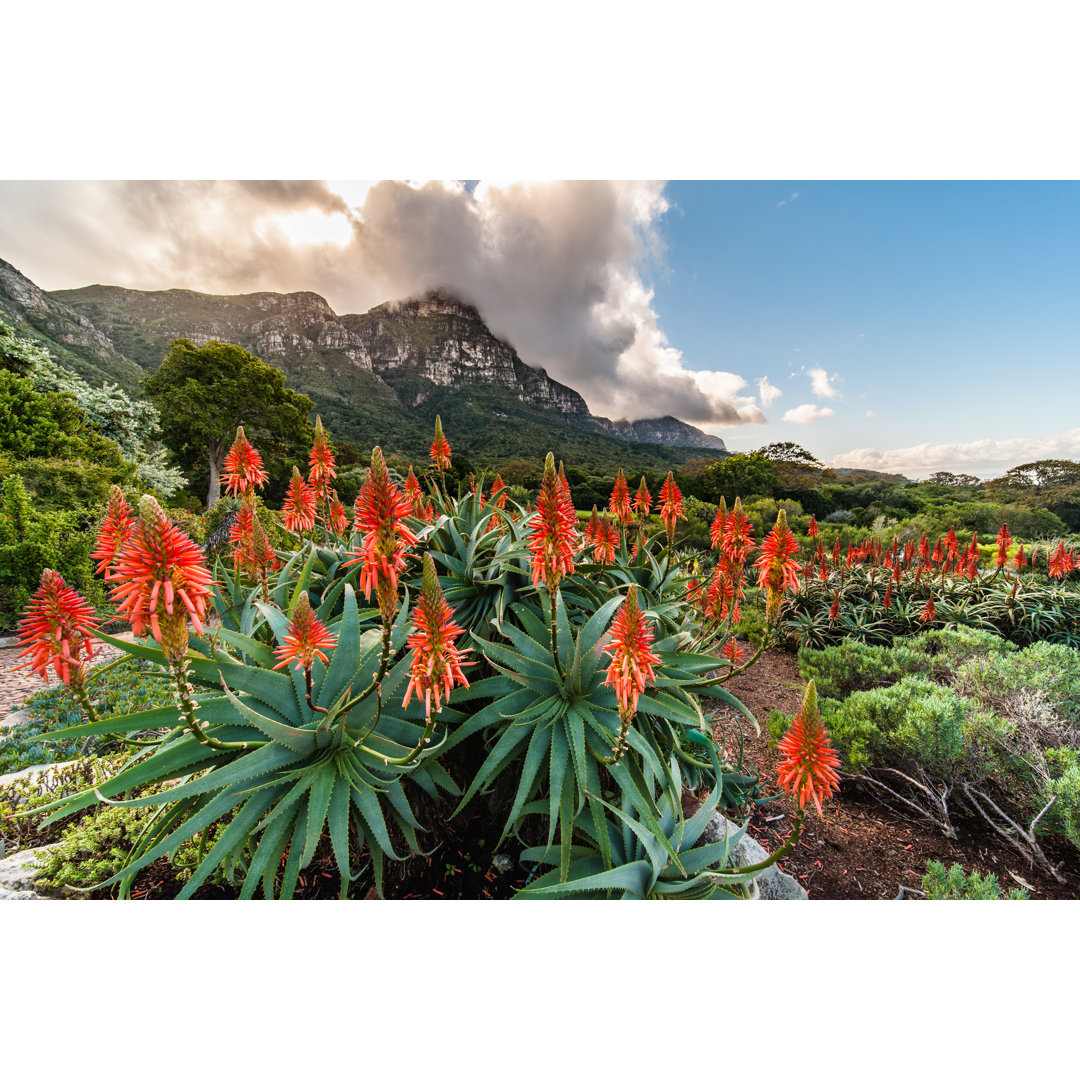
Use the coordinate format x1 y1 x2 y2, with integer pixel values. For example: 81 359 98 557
0 633 135 719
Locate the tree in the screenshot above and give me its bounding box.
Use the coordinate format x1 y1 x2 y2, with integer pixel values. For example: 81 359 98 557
144 339 314 508
698 452 778 504
925 471 984 489
757 441 834 493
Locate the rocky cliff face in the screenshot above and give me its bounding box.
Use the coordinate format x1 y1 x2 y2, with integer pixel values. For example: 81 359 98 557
0 259 142 389
40 271 727 454
340 291 591 416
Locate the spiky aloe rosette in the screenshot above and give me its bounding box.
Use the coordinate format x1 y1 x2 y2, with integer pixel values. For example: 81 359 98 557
23 417 792 899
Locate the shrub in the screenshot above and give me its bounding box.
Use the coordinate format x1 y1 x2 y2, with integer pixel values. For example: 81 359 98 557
921 860 1028 900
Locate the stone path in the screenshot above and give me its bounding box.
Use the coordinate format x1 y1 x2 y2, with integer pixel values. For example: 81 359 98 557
0 633 135 719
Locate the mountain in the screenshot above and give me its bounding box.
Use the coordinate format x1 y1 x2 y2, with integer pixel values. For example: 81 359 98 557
0 258 142 390
3 258 729 469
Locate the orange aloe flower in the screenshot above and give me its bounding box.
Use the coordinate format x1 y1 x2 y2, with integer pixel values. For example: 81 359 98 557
110 495 212 659
634 476 652 517
721 636 746 666
403 466 423 514
402 553 472 717
709 497 728 551
658 472 685 542
603 585 660 714
327 496 349 536
528 453 579 589
722 498 756 564
807 514 818 539
15 569 99 685
1048 540 1069 579
995 523 1011 569
920 594 936 622
221 426 268 498
754 508 801 620
429 415 452 472
1013 544 1026 570
307 416 337 501
584 506 600 544
347 446 418 621
273 591 337 672
594 515 619 564
608 469 633 526
883 580 893 609
282 467 318 532
489 474 508 510
829 591 840 621
91 485 134 580
776 681 841 816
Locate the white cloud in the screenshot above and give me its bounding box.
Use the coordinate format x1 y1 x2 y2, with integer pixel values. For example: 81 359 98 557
808 366 840 399
0 179 765 429
784 403 835 423
831 428 1080 479
865 409 877 417
756 375 782 408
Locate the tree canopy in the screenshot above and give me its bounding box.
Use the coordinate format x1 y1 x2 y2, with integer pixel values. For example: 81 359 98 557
144 338 314 507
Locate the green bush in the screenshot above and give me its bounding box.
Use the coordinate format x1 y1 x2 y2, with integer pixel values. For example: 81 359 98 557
798 639 916 699
921 860 1028 900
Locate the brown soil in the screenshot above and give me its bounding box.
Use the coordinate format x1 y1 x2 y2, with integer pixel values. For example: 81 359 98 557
710 649 1080 900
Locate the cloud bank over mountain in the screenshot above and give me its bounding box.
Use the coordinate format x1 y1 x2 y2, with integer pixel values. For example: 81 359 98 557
0 180 765 428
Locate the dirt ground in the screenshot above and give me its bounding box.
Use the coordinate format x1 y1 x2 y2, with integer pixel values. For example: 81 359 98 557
711 649 1080 900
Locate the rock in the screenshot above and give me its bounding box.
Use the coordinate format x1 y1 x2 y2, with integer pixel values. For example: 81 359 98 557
491 854 514 876
699 812 808 900
0 760 80 788
0 843 62 900
1 708 30 731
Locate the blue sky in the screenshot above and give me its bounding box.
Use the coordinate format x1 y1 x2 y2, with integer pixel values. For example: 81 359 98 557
648 181 1080 472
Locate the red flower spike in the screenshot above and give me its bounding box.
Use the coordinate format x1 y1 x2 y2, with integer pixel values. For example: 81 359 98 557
403 466 423 514
229 503 255 572
1013 544 1026 570
609 469 633 526
273 591 337 673
920 594 936 622
402 553 472 717
754 509 802 620
594 514 619 564
1049 540 1069 579
91 485 134 580
722 497 756 564
883 580 893 609
429 415 452 472
584 506 600 544
603 585 660 714
776 681 841 817
528 453 579 589
722 637 746 666
15 569 99 685
221 426 268 498
109 495 212 659
282 467 318 532
346 446 418 622
307 415 337 502
829 591 840 621
634 477 652 517
807 514 818 539
710 497 728 551
489 474 507 510
659 472 685 542
327 496 349 536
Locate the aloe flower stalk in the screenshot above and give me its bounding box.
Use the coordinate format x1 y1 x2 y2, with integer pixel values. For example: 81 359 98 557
274 591 337 709
776 681 841 816
709 497 728 550
807 513 818 539
608 469 633 526
754 508 801 621
634 476 652 517
282 466 317 533
429 415 452 472
327 495 349 537
91 486 134 580
16 569 101 722
602 585 660 763
221 426 268 499
528 453 579 591
658 472 685 545
403 466 423 514
402 553 472 718
347 446 418 624
308 415 337 502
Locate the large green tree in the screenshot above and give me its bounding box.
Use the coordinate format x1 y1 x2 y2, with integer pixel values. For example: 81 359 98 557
144 339 314 508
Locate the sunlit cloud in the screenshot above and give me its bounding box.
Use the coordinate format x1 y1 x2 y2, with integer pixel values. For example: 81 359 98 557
808 366 840 399
831 428 1080 479
0 179 766 429
756 375 783 408
784 403 835 423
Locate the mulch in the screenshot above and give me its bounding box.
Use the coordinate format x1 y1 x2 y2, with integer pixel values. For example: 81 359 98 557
711 648 1080 900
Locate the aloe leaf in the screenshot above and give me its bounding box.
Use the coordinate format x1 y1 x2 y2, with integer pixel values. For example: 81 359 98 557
350 784 405 861
209 627 278 668
501 724 554 841
320 582 361 707
217 680 317 754
548 721 570 850
454 721 534 814
279 811 309 899
327 776 355 886
177 784 284 899
517 861 652 898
